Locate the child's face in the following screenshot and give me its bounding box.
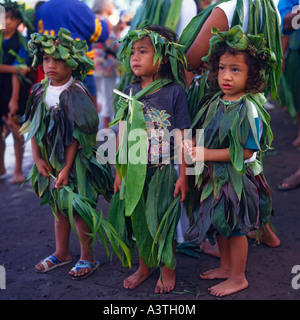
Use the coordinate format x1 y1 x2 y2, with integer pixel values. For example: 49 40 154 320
130 36 160 86
43 54 73 86
217 52 249 101
5 10 21 35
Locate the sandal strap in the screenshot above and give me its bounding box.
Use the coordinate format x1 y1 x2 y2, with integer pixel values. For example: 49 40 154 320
74 260 96 271
41 255 61 270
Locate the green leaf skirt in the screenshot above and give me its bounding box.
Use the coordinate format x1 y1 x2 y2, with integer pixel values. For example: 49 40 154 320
109 164 181 270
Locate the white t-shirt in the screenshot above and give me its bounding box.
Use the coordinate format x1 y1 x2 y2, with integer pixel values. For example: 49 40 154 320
176 0 198 36
45 76 74 108
215 0 281 31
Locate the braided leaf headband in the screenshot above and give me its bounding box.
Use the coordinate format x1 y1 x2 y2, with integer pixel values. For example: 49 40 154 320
203 25 276 65
117 23 187 87
203 25 277 92
28 28 94 81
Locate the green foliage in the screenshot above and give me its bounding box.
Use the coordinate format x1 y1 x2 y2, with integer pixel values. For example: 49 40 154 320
28 28 94 81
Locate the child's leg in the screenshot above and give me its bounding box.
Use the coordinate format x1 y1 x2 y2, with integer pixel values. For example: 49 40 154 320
293 115 300 147
69 213 97 278
155 241 177 294
123 255 152 290
35 211 72 272
54 211 72 260
0 128 6 176
209 235 249 297
200 235 230 280
101 116 111 129
12 134 25 184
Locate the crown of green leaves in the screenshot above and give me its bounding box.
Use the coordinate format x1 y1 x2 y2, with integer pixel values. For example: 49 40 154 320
1 0 34 32
117 23 187 87
28 28 94 81
203 25 277 92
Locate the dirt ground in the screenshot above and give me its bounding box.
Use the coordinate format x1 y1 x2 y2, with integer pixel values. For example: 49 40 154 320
0 105 300 304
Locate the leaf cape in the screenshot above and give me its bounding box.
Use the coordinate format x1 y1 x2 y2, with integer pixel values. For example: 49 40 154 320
188 91 273 243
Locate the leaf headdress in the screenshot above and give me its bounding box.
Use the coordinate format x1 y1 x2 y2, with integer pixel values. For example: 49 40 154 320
202 25 277 96
28 28 94 81
117 23 187 88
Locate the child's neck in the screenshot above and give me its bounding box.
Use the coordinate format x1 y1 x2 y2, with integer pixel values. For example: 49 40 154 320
49 76 73 87
221 93 245 102
140 74 160 89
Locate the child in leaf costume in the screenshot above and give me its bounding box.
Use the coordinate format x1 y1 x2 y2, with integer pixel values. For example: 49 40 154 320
21 28 117 280
0 0 32 184
109 25 191 293
180 0 281 254
184 25 275 297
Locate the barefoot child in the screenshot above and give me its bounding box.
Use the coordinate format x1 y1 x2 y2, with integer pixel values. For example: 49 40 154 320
109 25 190 293
21 28 115 279
0 1 31 184
185 25 275 297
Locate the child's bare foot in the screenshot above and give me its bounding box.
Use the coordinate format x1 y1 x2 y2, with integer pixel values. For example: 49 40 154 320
208 277 248 297
247 225 280 248
155 266 175 294
293 136 300 147
123 266 152 290
200 240 220 258
12 173 26 184
200 267 230 280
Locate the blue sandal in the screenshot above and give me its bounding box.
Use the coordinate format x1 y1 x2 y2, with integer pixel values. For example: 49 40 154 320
70 260 100 280
35 255 72 273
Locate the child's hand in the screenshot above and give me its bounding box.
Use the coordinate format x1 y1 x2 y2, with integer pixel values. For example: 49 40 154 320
114 174 122 193
18 66 31 76
55 167 70 189
35 159 51 178
186 146 205 163
174 175 189 202
183 139 193 152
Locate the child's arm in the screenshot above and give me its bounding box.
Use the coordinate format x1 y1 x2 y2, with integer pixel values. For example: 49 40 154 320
8 74 20 116
174 129 189 202
0 64 30 75
186 8 229 72
31 137 51 178
54 139 79 189
186 145 254 163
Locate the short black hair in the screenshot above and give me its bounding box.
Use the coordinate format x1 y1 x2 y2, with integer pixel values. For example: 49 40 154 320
4 5 23 21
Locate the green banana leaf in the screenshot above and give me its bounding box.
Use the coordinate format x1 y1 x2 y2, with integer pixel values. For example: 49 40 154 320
164 0 183 32
125 98 147 217
45 173 132 268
